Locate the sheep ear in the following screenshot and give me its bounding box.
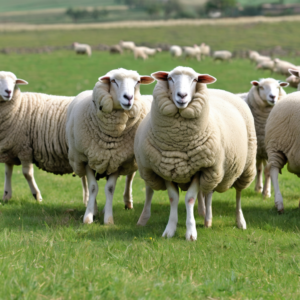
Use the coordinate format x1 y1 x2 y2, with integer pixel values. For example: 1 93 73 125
16 79 28 85
289 69 300 78
99 76 110 83
140 76 155 85
279 82 289 87
151 71 169 81
197 74 216 84
251 81 260 86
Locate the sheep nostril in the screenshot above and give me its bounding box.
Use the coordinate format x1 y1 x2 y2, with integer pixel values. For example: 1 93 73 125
177 92 187 99
124 94 133 101
269 95 276 100
5 89 11 95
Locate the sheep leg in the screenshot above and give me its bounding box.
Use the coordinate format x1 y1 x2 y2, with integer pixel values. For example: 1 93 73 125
123 172 135 210
255 160 263 193
185 174 200 241
205 191 213 228
269 166 284 213
83 165 99 224
81 176 89 207
262 162 271 198
103 171 119 225
137 184 154 226
162 181 179 238
21 162 42 202
236 190 247 229
3 163 13 201
197 190 206 217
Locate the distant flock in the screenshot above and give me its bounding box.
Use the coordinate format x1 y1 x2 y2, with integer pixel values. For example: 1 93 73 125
1 40 300 241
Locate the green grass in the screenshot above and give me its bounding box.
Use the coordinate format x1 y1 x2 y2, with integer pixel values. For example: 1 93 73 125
1 21 300 53
1 51 300 299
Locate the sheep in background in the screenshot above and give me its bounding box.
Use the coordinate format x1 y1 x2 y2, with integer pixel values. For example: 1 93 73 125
213 50 232 62
183 45 201 61
170 45 182 58
273 58 296 76
142 47 162 57
66 68 155 224
286 69 300 90
110 45 123 54
133 47 148 60
256 60 275 73
242 78 289 198
119 40 135 52
73 42 92 57
135 66 256 240
200 43 210 59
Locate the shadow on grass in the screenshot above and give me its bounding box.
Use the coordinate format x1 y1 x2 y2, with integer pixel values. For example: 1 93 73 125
1 195 300 240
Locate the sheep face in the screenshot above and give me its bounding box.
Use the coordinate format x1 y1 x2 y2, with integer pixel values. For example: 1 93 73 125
99 69 154 110
152 66 216 109
0 71 28 101
251 79 289 106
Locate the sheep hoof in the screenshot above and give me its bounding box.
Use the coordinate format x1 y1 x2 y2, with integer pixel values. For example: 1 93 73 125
3 191 11 202
255 187 263 193
185 227 197 241
204 220 212 228
104 216 114 225
277 208 284 214
124 202 133 210
236 217 247 230
83 212 94 224
262 192 271 199
162 223 176 238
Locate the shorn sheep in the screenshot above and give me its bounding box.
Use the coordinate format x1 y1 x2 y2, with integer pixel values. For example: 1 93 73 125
183 45 201 61
265 87 300 213
73 42 92 57
133 46 148 60
119 40 135 52
0 71 89 204
135 66 256 241
170 45 182 58
243 78 288 198
66 68 154 225
287 69 300 90
200 43 210 59
213 50 232 62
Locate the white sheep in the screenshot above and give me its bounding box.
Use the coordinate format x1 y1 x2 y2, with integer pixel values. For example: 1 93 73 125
273 58 296 76
135 66 256 241
256 60 275 73
200 43 210 59
243 78 288 198
0 71 90 205
170 45 182 58
142 47 162 57
183 45 201 61
213 50 232 62
254 55 272 65
265 90 300 213
66 68 154 225
133 47 148 60
287 69 300 90
73 42 92 57
249 50 261 64
119 40 135 52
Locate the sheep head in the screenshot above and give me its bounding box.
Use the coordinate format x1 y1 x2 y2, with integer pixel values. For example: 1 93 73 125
251 78 289 106
0 71 28 101
151 66 216 109
99 68 154 111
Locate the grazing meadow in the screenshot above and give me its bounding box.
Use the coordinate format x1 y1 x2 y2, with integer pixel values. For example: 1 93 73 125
1 49 300 299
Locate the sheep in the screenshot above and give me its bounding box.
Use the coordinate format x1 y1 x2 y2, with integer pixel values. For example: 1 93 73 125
249 50 261 64
73 42 92 57
273 58 296 76
110 45 123 54
133 47 148 60
287 69 300 90
254 55 272 65
142 47 162 57
256 60 275 73
66 68 155 225
170 45 182 58
243 78 289 198
183 45 201 61
135 66 257 241
213 50 232 62
119 40 135 52
0 71 90 205
200 43 210 59
265 90 300 213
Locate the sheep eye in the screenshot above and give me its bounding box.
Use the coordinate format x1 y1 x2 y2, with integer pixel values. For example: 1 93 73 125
259 86 264 89
168 77 173 82
111 79 116 83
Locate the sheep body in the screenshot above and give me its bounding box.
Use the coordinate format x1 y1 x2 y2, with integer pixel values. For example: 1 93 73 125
265 91 300 212
200 43 210 59
213 50 232 61
273 58 296 76
183 45 201 61
133 47 148 60
119 40 135 52
73 42 92 56
256 60 275 72
170 45 182 58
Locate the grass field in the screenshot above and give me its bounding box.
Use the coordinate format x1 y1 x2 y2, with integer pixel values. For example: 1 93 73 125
1 51 300 299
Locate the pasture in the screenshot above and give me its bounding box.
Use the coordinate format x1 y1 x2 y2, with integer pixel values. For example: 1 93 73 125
1 50 300 299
